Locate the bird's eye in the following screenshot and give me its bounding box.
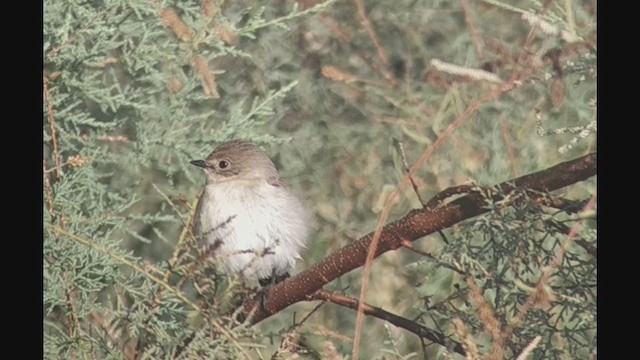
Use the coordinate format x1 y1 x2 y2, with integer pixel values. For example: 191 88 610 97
218 160 230 169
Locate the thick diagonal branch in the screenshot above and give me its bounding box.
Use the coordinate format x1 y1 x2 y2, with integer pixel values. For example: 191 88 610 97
240 153 596 324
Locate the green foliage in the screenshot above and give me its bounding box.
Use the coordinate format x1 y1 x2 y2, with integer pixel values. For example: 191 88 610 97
44 0 596 358
414 190 596 358
44 0 336 358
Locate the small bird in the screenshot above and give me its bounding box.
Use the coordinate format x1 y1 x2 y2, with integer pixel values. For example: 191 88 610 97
190 140 313 286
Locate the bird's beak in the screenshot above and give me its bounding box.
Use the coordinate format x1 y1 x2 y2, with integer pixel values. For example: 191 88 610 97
190 160 207 168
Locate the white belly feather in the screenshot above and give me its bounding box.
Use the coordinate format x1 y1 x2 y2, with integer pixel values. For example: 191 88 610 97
198 179 310 280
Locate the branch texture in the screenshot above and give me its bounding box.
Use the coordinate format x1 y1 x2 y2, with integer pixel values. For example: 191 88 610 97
240 153 596 324
311 289 466 354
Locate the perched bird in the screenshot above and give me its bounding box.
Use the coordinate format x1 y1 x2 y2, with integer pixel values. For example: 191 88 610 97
190 140 313 286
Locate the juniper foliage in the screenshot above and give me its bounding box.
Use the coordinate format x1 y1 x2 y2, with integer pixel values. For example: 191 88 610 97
44 0 596 358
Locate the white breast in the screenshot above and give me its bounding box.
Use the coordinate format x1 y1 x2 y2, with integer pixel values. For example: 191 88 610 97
197 179 311 280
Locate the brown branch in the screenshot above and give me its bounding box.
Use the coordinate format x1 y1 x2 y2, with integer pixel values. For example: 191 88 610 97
310 289 466 355
44 73 62 180
425 184 476 209
236 152 596 327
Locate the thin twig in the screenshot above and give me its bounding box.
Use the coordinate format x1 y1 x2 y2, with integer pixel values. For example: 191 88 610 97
499 116 520 176
43 160 56 217
151 183 187 226
563 0 577 37
47 225 251 359
312 289 465 355
164 192 201 283
425 184 477 209
44 74 62 180
89 313 137 360
542 213 597 258
460 0 484 60
352 77 523 359
64 286 80 338
396 141 427 207
290 301 325 332
399 239 470 277
352 0 397 86
44 156 90 174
